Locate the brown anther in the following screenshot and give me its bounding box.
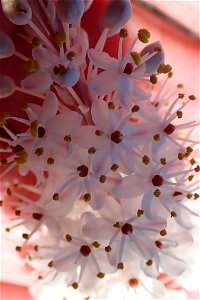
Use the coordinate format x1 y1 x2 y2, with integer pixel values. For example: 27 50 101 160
22 233 29 240
30 120 39 137
186 193 193 199
14 150 28 165
66 51 75 61
130 52 141 65
99 175 106 183
97 272 105 278
26 59 40 73
177 83 184 88
155 240 163 248
0 201 3 207
164 123 176 135
48 261 53 268
160 157 166 165
80 245 91 256
120 28 128 38
154 189 161 197
16 246 22 252
38 275 43 280
157 63 165 74
194 193 199 200
189 95 196 100
117 262 124 269
35 147 44 156
1 159 8 166
92 241 100 248
178 93 185 99
188 175 194 182
153 134 160 141
2 142 9 149
47 157 54 165
163 64 172 74
72 282 78 289
105 245 112 252
131 105 140 112
5 228 10 232
88 147 96 154
95 129 104 136
54 32 66 47
20 102 29 111
138 28 151 43
160 229 167 236
64 135 72 142
168 71 173 78
152 175 164 187
113 222 121 228
32 37 41 47
65 234 72 242
84 193 91 202
7 188 12 196
108 101 115 109
121 223 133 235
176 111 183 118
137 209 144 217
123 63 133 74
32 213 43 221
77 165 89 177
129 278 139 287
195 165 200 172
146 259 153 266
15 209 21 216
178 152 185 160
186 147 193 153
34 245 39 252
53 193 59 201
111 131 123 144
12 145 24 153
150 74 157 84
111 164 119 171
171 211 177 218
190 158 196 165
142 155 150 165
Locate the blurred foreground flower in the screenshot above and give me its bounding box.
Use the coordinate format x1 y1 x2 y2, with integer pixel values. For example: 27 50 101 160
0 0 199 299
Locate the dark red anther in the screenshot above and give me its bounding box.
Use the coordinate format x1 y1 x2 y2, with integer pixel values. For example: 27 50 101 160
163 123 176 135
12 145 24 153
152 175 164 186
80 245 91 256
32 213 43 221
155 240 163 248
173 191 183 197
111 131 123 144
121 223 133 235
77 165 89 177
123 63 133 74
38 127 46 138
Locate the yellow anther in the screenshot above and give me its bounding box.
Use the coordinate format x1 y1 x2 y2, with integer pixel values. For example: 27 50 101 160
111 164 119 171
53 193 59 201
97 272 105 278
171 211 177 218
189 95 196 100
72 282 78 289
131 105 140 112
64 135 72 142
95 129 104 136
66 51 76 61
176 111 183 118
105 245 112 252
26 59 40 73
92 241 100 248
130 52 141 65
138 28 151 43
178 93 185 99
16 246 22 252
47 157 54 164
117 262 124 269
99 175 106 183
84 193 91 202
0 112 10 126
167 71 173 78
108 102 115 109
142 155 150 165
160 229 167 236
30 120 39 137
14 151 28 165
150 74 157 84
35 147 44 156
54 32 66 47
163 64 172 74
137 209 144 217
153 134 160 141
120 28 128 38
22 233 29 240
160 157 166 165
113 222 121 228
186 193 193 199
88 147 96 154
48 261 53 268
65 234 72 242
32 36 41 47
146 259 153 266
154 189 161 197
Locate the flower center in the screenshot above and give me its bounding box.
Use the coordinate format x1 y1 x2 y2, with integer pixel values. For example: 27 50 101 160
53 64 68 76
12 145 24 153
121 223 133 235
77 165 89 177
123 63 133 74
129 278 139 287
155 240 163 248
152 175 164 186
163 123 176 134
111 131 123 144
80 245 91 256
32 213 43 220
38 126 46 138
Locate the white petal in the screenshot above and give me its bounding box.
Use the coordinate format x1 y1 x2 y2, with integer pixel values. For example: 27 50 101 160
91 100 111 131
83 217 113 240
89 71 117 96
116 75 134 108
21 72 52 93
160 252 186 276
88 48 118 71
113 175 143 199
92 146 111 175
141 190 160 220
0 75 15 98
0 32 15 59
32 45 57 68
45 216 61 237
38 92 58 123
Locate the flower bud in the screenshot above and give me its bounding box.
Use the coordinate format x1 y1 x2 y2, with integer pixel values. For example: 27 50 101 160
0 32 15 59
140 41 165 75
0 75 15 98
56 0 85 23
100 0 132 36
1 0 32 25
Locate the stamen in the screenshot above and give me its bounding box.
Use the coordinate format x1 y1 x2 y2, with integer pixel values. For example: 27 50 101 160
48 261 53 268
80 245 91 256
189 95 196 100
66 51 76 61
117 262 124 269
22 233 29 240
113 222 121 228
53 193 59 201
137 209 144 217
130 51 141 65
54 32 66 47
123 63 133 74
150 74 157 84
88 147 96 154
95 130 104 136
129 278 139 287
64 135 72 142
131 105 140 112
97 272 105 278
65 234 72 242
142 155 150 165
34 245 39 252
99 175 106 183
160 158 166 165
72 282 78 289
92 241 100 248
16 246 22 252
32 37 41 47
47 157 54 165
32 213 43 221
84 193 91 202
121 223 133 235
35 147 44 156
105 245 112 252
163 123 176 135
171 211 177 218
176 111 183 119
154 189 161 197
108 101 115 109
146 259 153 266
153 134 160 141
111 131 123 144
14 150 28 164
120 28 128 38
77 165 89 177
160 229 167 236
152 175 164 187
137 29 151 43
111 164 119 171
155 240 163 248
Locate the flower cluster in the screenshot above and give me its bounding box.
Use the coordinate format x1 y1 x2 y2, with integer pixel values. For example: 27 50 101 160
0 0 199 299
